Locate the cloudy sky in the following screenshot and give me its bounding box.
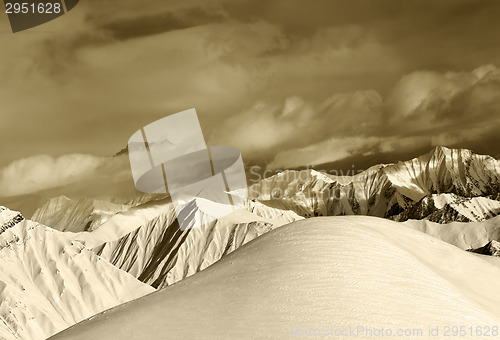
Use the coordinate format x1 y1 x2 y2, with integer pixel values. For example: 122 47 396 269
1 0 500 196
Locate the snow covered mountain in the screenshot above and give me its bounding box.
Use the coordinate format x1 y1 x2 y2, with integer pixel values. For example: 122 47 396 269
66 198 301 288
0 206 24 231
31 196 132 232
50 216 500 340
250 146 500 222
31 194 166 233
403 215 500 251
29 147 500 236
0 207 154 340
21 147 500 293
393 193 500 222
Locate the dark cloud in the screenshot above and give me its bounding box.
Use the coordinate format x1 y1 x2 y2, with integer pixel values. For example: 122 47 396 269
211 65 500 169
0 0 499 174
100 8 226 41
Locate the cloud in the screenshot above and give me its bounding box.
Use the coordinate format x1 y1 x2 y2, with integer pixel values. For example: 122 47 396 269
0 9 402 167
211 90 383 162
388 64 499 122
226 64 500 169
2 0 500 174
267 136 382 170
0 154 109 197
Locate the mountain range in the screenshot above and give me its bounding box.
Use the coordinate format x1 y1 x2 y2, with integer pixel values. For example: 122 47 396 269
249 146 500 222
1 146 500 339
0 207 154 340
25 147 500 290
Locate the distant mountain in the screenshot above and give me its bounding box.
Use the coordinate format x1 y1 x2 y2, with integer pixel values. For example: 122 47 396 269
29 147 500 230
31 196 131 232
392 193 500 223
69 198 301 289
31 194 166 233
249 146 500 223
0 207 154 340
403 215 500 251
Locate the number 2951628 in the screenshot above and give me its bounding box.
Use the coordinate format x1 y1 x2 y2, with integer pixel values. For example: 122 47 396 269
5 2 62 14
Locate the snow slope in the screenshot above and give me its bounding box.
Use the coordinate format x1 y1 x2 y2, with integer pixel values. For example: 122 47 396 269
51 216 500 340
0 207 154 340
28 194 303 290
404 215 500 250
91 198 302 288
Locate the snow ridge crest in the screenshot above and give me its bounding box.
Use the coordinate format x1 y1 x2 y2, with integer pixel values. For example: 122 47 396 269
0 206 25 234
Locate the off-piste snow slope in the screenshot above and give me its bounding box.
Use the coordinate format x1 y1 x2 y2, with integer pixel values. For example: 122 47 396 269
52 216 500 340
0 207 154 340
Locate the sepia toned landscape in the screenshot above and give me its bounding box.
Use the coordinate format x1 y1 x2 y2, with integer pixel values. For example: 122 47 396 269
1 1 500 339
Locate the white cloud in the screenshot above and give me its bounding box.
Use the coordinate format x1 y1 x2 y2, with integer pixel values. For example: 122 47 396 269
267 136 382 170
0 154 108 197
261 64 500 169
211 90 383 161
388 64 500 121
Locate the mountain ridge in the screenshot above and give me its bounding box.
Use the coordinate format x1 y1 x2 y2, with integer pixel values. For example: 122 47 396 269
0 206 25 234
249 146 500 223
0 207 154 340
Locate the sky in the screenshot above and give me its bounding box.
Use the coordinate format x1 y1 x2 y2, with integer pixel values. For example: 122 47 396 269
1 0 500 196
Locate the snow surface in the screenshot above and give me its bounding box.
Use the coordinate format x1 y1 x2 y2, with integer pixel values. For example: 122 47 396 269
0 207 154 340
51 216 500 340
404 215 500 250
0 206 23 228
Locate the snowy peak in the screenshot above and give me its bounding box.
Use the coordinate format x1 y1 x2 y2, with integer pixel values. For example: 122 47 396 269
0 210 154 340
248 147 500 223
31 196 133 233
0 206 24 234
393 193 500 223
31 194 167 235
386 146 500 199
92 199 298 289
425 145 470 161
